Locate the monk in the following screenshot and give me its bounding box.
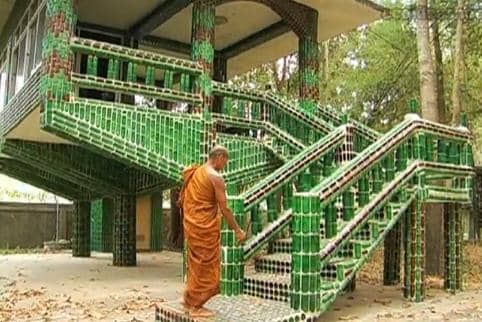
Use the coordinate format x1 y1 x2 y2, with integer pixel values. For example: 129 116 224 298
179 145 247 318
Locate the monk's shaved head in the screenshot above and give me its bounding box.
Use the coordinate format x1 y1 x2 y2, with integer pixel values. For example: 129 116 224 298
209 145 229 160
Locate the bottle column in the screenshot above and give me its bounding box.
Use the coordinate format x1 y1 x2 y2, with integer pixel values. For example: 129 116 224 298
72 201 91 257
221 196 245 296
113 195 137 266
290 194 321 313
298 36 320 114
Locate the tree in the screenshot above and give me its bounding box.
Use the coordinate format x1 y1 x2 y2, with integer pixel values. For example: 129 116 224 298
451 0 467 125
431 12 446 123
416 0 439 122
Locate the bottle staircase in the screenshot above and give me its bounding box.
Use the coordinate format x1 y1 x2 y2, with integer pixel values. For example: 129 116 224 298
0 10 475 321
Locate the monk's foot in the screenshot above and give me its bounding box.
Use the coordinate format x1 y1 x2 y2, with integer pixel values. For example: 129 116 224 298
189 307 215 318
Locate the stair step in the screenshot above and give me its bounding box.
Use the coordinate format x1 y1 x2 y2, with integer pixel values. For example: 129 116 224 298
157 295 306 322
254 253 357 282
271 238 353 255
244 270 291 302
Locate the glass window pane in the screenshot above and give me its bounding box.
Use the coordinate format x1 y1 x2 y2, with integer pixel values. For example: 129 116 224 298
8 48 18 99
35 6 47 67
27 20 37 75
0 66 7 111
16 37 27 93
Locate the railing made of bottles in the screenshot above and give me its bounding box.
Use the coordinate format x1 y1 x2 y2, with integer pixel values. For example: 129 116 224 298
425 185 472 203
217 133 282 187
311 161 472 311
212 82 333 148
315 104 381 145
318 161 473 265
291 156 471 313
70 37 202 105
312 117 472 203
212 113 306 156
241 126 347 260
45 98 208 181
318 186 418 309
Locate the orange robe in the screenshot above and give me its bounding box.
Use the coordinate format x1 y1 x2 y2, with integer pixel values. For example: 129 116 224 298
181 164 221 308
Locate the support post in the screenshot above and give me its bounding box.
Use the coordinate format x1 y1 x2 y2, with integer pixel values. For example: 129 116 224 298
298 36 320 114
221 196 245 296
404 187 426 302
250 205 262 235
291 194 321 313
444 203 464 293
267 192 281 252
113 195 137 266
90 198 114 252
41 0 75 123
191 0 215 114
72 201 91 257
384 220 401 285
213 54 227 114
151 191 164 251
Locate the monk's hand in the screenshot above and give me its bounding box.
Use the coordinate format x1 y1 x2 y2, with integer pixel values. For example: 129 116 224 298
235 229 247 244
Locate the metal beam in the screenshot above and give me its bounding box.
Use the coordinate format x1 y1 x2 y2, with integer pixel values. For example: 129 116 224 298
129 0 192 39
220 21 290 59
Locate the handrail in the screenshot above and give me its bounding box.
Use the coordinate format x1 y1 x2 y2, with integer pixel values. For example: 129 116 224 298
70 37 202 75
71 73 202 105
425 185 472 203
312 117 471 203
241 126 346 211
318 161 474 264
243 209 293 261
212 81 334 135
321 190 417 308
212 113 306 152
315 104 381 142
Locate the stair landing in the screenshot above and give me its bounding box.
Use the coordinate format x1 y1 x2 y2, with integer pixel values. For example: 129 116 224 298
156 295 306 322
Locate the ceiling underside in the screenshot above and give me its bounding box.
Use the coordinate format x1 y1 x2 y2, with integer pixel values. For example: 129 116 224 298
3 0 385 77
0 0 15 34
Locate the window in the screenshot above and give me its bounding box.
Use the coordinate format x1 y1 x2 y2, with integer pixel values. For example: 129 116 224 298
0 65 7 111
0 0 47 104
15 37 27 93
34 6 46 68
8 48 18 100
27 20 37 76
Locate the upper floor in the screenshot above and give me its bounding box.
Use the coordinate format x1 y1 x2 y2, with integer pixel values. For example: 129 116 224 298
0 0 386 116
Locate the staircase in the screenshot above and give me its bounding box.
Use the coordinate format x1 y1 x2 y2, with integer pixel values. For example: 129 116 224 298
18 30 477 321
157 113 473 321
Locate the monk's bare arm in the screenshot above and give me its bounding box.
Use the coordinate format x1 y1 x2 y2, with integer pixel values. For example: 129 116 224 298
209 173 245 239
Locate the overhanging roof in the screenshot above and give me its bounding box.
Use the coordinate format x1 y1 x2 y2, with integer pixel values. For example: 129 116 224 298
2 0 387 77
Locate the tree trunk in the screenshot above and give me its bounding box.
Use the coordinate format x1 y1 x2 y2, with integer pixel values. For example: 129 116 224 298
417 0 444 276
170 188 183 249
416 0 438 122
451 0 466 125
432 18 446 123
322 40 329 82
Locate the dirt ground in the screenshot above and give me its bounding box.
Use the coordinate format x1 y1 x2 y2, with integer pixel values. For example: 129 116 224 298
0 247 481 322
